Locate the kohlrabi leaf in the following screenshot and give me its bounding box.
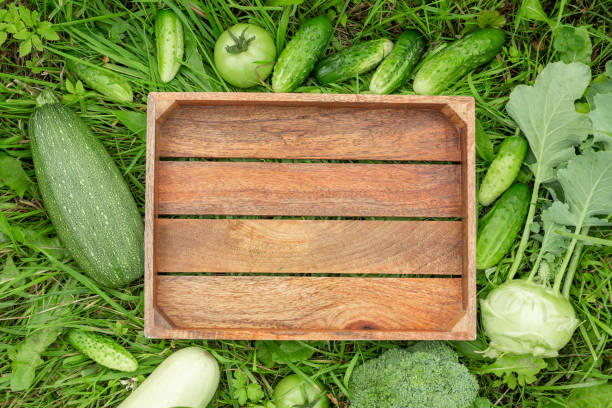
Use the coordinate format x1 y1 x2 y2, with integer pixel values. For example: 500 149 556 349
549 151 612 228
507 62 591 183
586 71 612 110
540 206 570 258
476 354 547 389
589 93 612 148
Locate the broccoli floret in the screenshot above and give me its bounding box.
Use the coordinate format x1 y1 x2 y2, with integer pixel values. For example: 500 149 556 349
349 343 478 408
406 341 459 363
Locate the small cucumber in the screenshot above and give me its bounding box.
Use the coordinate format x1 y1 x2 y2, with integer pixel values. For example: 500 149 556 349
68 60 133 103
476 183 531 269
155 9 184 83
478 136 528 206
272 16 332 93
413 27 505 95
475 119 495 162
314 39 393 85
369 30 425 94
68 330 138 372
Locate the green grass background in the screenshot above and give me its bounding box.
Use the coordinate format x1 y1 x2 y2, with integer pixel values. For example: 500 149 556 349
1 0 611 407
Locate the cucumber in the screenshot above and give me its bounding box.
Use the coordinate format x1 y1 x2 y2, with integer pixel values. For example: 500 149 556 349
272 16 332 93
28 90 144 288
68 330 138 372
67 60 133 103
475 119 495 162
314 39 394 85
413 27 505 95
369 30 425 94
155 9 184 83
476 183 531 269
479 136 528 206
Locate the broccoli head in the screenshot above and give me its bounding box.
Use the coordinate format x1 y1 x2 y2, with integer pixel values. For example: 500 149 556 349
349 342 478 408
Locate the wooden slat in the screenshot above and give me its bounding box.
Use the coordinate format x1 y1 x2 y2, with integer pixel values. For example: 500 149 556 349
157 161 461 217
158 104 460 161
156 219 462 274
155 276 464 339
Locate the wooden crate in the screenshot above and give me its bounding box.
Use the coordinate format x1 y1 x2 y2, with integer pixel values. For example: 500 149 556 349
145 92 475 340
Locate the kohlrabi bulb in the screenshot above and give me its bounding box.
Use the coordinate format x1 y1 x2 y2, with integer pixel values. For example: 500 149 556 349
480 280 579 358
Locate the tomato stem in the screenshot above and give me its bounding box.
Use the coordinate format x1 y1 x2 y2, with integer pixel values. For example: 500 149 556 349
225 27 255 54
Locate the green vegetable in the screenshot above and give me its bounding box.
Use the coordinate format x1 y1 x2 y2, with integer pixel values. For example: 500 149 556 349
413 27 505 95
67 60 133 103
349 342 478 408
214 23 276 88
272 374 329 408
314 38 393 85
369 30 425 94
476 183 530 269
272 16 332 92
28 90 144 288
481 280 579 358
155 9 184 83
478 136 528 206
475 119 495 162
475 354 547 389
117 347 220 408
506 62 591 280
67 330 137 372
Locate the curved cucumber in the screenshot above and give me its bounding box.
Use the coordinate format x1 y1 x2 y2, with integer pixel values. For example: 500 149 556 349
314 39 393 85
413 27 505 95
479 136 528 206
369 30 425 94
29 90 144 288
156 9 184 83
476 183 531 269
67 60 133 103
272 16 332 93
68 330 137 372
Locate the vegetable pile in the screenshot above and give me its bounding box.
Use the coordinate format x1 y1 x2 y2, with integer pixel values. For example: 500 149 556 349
1 1 610 407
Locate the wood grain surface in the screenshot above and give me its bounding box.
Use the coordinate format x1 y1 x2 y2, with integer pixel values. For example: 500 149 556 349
155 276 464 335
158 104 460 161
156 219 462 274
157 161 461 217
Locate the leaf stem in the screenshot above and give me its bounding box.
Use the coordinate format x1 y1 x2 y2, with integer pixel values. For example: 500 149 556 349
562 227 589 298
507 178 541 281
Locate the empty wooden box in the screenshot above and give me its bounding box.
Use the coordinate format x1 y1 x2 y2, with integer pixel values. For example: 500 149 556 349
145 92 475 340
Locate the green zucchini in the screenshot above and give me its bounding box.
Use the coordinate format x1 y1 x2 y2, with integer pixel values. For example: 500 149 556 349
272 16 332 93
479 136 528 206
68 329 138 372
475 119 495 162
413 27 505 95
369 30 425 94
29 90 144 288
67 60 133 103
476 183 531 269
314 39 393 85
155 9 184 83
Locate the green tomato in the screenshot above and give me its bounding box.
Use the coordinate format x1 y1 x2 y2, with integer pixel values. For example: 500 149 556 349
272 374 329 408
214 23 276 88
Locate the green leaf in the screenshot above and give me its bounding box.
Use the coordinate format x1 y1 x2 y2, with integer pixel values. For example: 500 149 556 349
113 110 146 139
0 156 31 197
476 354 547 389
255 341 315 367
31 33 42 51
18 5 33 27
10 226 69 260
1 256 23 287
477 10 506 29
475 119 495 162
37 21 59 41
75 80 84 95
539 207 570 258
65 78 75 94
589 93 612 148
549 151 612 228
565 383 612 408
19 37 32 57
0 30 7 46
518 0 550 24
247 382 265 402
507 62 591 184
553 26 592 64
13 29 29 40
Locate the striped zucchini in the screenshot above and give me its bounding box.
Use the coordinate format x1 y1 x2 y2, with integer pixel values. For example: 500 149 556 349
314 38 393 85
29 90 144 288
369 30 425 94
156 9 184 83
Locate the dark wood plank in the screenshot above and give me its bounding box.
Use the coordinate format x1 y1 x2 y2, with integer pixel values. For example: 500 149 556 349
157 161 461 217
155 276 464 339
156 219 462 274
159 104 460 161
